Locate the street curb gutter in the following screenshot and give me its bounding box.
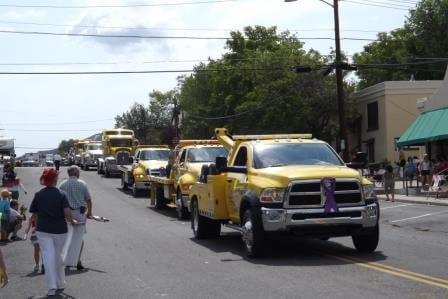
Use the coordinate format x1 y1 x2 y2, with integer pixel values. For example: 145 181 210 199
377 195 448 207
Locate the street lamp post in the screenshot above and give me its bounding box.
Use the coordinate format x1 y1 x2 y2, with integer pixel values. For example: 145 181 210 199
285 0 349 161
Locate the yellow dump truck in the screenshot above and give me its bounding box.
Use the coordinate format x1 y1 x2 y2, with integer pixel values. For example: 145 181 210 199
148 140 228 220
119 145 170 197
97 128 136 177
188 128 379 257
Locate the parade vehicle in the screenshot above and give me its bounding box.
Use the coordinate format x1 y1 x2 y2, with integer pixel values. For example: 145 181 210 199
97 128 136 177
148 140 228 220
119 145 170 197
81 142 103 171
188 128 379 257
73 140 90 166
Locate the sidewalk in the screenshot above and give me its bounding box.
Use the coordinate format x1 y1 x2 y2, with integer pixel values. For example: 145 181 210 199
377 194 448 207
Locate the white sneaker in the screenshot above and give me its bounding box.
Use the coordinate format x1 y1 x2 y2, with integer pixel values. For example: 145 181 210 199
47 289 57 296
33 264 39 272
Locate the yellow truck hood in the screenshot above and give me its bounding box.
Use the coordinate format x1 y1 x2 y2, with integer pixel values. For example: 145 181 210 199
251 165 362 188
140 160 168 170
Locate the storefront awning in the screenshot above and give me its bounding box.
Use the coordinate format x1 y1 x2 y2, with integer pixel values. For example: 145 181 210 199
397 107 448 147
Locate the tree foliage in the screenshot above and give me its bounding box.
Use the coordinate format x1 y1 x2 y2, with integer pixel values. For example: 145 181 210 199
353 0 448 89
179 26 352 144
58 139 76 155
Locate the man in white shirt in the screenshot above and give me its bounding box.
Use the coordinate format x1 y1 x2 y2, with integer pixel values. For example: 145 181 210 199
54 153 62 171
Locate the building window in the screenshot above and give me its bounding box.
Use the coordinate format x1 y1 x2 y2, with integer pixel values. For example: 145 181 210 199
367 101 379 131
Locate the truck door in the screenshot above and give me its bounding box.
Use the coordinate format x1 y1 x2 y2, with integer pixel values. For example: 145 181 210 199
227 146 249 221
177 149 188 178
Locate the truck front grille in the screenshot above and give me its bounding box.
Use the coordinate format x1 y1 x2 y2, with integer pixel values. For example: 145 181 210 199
287 179 362 207
116 151 130 165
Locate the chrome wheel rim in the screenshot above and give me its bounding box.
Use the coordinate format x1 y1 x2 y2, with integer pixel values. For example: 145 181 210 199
242 218 254 252
193 203 199 233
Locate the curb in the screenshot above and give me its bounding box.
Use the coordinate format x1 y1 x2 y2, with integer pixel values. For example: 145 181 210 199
377 195 448 207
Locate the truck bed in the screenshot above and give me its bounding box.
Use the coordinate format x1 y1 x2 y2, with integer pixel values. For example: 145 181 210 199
118 165 133 173
147 175 174 185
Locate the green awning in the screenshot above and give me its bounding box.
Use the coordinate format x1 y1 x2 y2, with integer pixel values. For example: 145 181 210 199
397 107 448 147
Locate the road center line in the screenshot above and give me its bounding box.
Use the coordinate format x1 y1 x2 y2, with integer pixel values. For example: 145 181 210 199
390 211 447 223
381 204 415 210
323 253 448 290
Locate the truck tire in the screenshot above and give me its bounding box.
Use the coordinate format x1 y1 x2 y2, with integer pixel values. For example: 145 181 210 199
97 165 102 174
85 165 89 171
132 184 142 198
352 224 379 253
191 198 221 239
176 189 189 220
105 168 110 178
155 186 166 210
242 208 265 258
121 174 128 190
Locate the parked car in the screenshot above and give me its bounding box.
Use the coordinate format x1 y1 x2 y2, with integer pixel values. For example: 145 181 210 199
22 160 39 167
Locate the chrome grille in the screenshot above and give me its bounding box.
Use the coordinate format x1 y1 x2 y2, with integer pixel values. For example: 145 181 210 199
116 151 130 165
286 179 362 208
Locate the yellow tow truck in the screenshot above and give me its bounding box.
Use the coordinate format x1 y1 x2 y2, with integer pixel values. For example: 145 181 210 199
73 140 90 166
97 128 137 177
119 145 170 197
148 140 228 219
189 128 379 257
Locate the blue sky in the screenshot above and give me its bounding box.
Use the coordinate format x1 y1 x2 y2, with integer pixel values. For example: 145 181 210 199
0 0 412 156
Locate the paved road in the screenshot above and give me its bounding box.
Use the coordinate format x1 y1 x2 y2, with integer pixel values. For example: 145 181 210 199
2 167 448 298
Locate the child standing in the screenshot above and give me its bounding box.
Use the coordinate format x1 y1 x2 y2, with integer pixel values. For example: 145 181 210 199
23 216 43 273
0 190 11 242
384 165 395 202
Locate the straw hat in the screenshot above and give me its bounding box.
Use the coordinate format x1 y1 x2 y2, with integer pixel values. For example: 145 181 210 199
0 189 11 198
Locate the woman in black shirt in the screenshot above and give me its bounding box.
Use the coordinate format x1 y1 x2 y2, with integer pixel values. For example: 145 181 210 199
29 168 75 297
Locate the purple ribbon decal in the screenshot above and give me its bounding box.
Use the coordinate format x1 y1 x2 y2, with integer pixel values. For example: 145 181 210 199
322 177 339 213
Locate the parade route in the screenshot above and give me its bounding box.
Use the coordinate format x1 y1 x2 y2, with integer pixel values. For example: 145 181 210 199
2 167 448 298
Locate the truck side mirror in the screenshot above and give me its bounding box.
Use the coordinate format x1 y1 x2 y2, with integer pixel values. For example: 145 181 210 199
215 156 228 172
129 157 134 163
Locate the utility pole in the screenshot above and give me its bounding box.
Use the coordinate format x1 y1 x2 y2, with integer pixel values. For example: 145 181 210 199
286 0 350 161
333 0 349 161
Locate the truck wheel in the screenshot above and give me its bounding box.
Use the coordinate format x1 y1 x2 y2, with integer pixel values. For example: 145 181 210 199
242 209 265 258
105 168 110 178
176 189 189 220
191 198 221 239
132 184 141 197
155 186 166 209
352 224 379 253
121 174 128 190
97 165 101 174
85 165 89 171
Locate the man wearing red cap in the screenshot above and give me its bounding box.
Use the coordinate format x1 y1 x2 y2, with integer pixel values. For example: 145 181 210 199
29 168 76 297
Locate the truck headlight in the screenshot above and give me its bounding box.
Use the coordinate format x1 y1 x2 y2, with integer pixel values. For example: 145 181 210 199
136 174 145 179
363 184 376 199
260 188 285 203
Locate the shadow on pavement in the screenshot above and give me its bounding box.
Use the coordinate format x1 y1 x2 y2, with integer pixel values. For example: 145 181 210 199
191 232 387 266
65 267 107 276
28 292 77 299
115 187 149 199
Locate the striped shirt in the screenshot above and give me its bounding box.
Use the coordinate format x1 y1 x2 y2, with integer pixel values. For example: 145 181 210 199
58 176 92 210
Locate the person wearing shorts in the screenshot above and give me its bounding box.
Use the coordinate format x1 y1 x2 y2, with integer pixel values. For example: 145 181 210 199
419 154 432 188
384 165 395 202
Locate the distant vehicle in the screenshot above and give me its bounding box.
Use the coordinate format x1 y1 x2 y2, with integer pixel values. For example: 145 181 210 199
62 157 70 166
81 143 103 171
45 160 54 167
0 137 14 158
22 160 39 167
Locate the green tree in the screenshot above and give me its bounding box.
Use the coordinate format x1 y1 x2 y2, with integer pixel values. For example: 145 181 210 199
58 139 76 155
115 103 151 144
179 26 353 144
354 0 448 88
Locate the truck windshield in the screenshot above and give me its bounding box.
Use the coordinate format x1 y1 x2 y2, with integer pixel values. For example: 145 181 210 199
187 147 228 163
140 150 170 161
87 144 102 150
109 139 132 147
253 143 343 169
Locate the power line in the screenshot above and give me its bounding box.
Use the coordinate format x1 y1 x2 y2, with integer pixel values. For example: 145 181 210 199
1 118 114 125
4 129 100 132
16 146 57 150
0 19 384 33
0 0 241 9
342 0 410 10
354 0 414 8
0 29 377 41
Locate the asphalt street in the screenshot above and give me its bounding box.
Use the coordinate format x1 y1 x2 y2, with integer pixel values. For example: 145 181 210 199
1 167 448 298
